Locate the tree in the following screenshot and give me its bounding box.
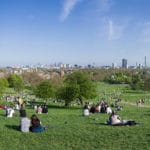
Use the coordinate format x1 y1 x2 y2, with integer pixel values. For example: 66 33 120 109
22 72 43 88
8 74 24 93
57 84 79 106
144 75 150 91
34 80 54 102
57 71 97 106
0 78 9 97
105 72 132 84
130 74 143 90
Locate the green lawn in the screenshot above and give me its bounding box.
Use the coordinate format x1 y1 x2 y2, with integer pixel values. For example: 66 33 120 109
0 83 150 150
96 82 150 104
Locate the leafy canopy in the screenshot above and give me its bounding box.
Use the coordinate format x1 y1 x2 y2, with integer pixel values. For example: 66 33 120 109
8 74 23 92
34 80 54 101
0 78 9 96
57 71 97 106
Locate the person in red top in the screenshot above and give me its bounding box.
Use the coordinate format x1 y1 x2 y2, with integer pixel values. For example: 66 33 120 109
0 104 5 109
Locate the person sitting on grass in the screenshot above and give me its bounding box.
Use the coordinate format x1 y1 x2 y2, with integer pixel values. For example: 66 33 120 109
20 111 30 132
90 104 96 113
95 104 101 113
37 105 42 114
106 105 112 114
100 104 106 113
30 114 46 133
42 105 48 113
83 104 90 116
19 104 26 117
15 102 20 110
7 106 15 118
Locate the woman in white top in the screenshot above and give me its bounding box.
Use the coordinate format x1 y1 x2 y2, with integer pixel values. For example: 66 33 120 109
20 111 30 132
83 104 90 116
7 106 15 118
37 106 42 114
107 111 137 126
106 106 112 114
109 111 122 125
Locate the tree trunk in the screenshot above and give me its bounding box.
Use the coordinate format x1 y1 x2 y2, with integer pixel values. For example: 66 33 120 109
65 99 71 107
78 97 83 105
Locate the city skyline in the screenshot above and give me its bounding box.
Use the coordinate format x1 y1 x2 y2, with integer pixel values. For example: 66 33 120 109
1 0 150 66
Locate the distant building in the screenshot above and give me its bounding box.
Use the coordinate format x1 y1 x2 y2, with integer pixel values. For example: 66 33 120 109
138 64 143 69
122 59 128 68
112 63 118 69
144 56 147 68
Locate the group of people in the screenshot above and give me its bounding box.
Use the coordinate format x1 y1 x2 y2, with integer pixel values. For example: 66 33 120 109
20 110 47 133
83 99 112 116
82 99 137 126
136 98 145 107
34 105 48 114
3 100 48 133
2 95 139 132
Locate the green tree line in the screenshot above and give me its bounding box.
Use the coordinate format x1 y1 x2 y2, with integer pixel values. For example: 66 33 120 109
0 69 150 106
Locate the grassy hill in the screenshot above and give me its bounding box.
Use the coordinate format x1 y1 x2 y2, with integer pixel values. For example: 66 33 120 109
0 82 150 150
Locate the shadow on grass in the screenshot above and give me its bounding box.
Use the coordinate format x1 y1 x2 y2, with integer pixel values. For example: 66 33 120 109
5 125 20 131
47 104 81 110
0 114 6 117
92 122 141 127
27 99 83 110
144 114 150 116
146 134 150 136
99 123 108 126
89 122 108 126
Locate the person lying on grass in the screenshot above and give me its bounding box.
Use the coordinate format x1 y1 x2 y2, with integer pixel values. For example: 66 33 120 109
107 111 137 126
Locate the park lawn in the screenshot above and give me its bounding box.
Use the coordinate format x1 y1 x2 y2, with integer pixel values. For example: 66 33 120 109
96 82 150 105
0 82 150 150
0 102 150 150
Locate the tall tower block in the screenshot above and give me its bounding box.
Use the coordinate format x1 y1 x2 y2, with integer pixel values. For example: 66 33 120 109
144 56 147 68
122 58 128 68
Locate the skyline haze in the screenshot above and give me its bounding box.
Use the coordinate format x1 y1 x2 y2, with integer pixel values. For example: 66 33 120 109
1 0 150 66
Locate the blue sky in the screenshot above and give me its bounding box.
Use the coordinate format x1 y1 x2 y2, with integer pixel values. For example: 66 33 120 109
1 0 150 66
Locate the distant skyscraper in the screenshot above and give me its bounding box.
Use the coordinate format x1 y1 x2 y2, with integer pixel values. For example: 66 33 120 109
122 59 127 68
144 56 147 68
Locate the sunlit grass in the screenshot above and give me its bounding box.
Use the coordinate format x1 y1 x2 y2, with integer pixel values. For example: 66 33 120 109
0 83 150 150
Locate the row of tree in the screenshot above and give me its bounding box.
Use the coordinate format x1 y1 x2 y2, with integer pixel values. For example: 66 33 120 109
0 72 97 106
104 69 148 90
35 72 97 106
0 69 150 105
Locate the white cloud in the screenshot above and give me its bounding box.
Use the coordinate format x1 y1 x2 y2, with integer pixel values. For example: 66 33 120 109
108 19 124 41
60 0 81 21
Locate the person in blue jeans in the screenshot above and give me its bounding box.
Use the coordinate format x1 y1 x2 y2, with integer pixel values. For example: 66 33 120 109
30 114 46 133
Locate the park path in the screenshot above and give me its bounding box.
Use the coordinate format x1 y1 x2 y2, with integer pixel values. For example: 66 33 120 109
120 101 150 108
